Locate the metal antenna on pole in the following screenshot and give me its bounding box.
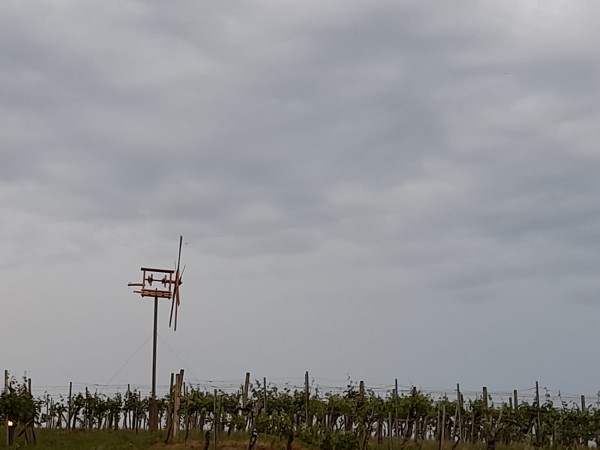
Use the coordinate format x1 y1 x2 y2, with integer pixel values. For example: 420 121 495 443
127 235 185 432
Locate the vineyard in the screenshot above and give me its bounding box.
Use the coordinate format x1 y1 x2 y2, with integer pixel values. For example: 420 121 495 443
2 372 600 449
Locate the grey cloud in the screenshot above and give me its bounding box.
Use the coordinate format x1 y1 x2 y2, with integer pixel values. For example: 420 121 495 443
2 0 600 394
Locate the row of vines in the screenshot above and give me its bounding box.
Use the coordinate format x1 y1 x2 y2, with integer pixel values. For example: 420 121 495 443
3 376 600 449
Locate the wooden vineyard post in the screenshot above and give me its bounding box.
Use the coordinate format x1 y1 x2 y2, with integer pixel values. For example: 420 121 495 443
358 381 369 449
410 387 417 443
460 392 465 442
482 386 489 447
438 403 446 450
263 377 267 414
455 383 462 444
214 389 218 450
67 381 73 430
483 386 488 409
174 370 184 440
242 372 250 433
581 395 586 411
535 381 541 447
388 411 393 450
124 385 130 430
165 369 185 443
242 372 250 410
513 390 518 409
305 371 310 426
394 379 399 443
183 382 189 439
5 370 12 447
45 395 50 429
436 407 441 448
167 372 174 433
21 378 36 445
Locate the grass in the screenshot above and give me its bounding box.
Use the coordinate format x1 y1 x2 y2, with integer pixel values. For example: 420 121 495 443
0 428 164 450
0 429 302 450
0 429 541 450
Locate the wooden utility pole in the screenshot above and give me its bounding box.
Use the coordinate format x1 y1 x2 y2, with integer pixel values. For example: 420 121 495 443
128 237 185 431
129 270 174 431
148 296 159 430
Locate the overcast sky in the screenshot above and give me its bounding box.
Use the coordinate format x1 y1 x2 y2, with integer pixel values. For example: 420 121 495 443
2 0 600 401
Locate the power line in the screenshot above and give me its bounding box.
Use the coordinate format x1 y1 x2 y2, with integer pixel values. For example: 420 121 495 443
104 333 153 385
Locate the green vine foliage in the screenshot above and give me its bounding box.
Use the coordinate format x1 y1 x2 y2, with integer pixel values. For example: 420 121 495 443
10 377 600 450
0 377 39 424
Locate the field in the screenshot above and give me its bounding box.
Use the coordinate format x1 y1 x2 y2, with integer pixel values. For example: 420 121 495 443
0 429 328 450
2 375 599 449
0 429 532 450
0 429 310 450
